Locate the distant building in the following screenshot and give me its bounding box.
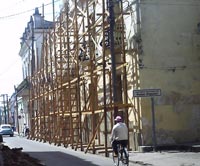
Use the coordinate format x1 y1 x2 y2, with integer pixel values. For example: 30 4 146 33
16 7 54 132
20 7 54 78
9 93 16 126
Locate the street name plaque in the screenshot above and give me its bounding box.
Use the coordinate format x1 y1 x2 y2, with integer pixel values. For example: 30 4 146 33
133 88 162 151
133 89 161 97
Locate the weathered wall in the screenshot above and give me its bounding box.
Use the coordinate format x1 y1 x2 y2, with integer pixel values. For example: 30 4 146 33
138 0 200 145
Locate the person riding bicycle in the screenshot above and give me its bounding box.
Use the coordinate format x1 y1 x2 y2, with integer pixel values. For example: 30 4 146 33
110 115 128 156
23 123 30 137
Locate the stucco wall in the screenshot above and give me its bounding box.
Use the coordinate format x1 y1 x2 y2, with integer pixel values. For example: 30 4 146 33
139 0 200 145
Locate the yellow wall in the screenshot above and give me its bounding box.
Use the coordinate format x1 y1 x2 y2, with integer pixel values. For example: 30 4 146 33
137 0 200 145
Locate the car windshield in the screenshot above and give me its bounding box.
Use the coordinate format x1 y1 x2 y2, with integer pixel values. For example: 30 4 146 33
2 126 11 129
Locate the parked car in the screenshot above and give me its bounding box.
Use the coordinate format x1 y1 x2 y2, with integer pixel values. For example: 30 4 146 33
0 124 14 137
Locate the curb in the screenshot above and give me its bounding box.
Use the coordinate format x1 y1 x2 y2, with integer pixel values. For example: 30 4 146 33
138 144 200 153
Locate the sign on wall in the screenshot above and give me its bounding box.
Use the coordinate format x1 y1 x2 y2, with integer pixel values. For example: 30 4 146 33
133 88 162 151
133 89 161 97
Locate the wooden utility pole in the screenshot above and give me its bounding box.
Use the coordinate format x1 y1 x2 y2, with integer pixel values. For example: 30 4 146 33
14 87 20 134
6 94 9 124
1 94 9 124
108 0 118 118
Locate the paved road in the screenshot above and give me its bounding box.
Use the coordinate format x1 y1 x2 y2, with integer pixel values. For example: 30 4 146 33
3 135 200 166
2 136 136 166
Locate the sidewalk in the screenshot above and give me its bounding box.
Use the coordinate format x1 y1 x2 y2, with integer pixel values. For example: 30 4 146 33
128 145 200 166
129 151 200 166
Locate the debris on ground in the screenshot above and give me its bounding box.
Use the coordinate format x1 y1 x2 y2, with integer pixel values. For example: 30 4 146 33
1 145 44 166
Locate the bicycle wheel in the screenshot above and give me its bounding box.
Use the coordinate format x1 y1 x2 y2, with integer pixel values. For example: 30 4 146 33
119 148 129 166
112 152 120 166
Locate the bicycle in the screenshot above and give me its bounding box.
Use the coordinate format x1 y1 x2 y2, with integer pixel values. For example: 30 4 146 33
112 144 129 166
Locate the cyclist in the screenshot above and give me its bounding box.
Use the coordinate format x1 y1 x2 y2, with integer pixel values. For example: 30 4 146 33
110 115 128 156
23 123 29 137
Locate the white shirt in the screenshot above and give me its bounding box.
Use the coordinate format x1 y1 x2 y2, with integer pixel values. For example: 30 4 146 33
111 122 128 141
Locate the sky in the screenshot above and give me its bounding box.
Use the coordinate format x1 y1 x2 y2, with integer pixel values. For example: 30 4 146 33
0 0 61 97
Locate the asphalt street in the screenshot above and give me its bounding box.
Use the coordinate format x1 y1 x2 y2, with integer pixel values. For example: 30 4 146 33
2 136 134 166
2 135 200 166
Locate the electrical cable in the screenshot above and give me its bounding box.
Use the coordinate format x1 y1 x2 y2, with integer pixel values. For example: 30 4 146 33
0 0 198 20
0 0 61 20
139 1 200 7
0 0 26 12
0 59 21 77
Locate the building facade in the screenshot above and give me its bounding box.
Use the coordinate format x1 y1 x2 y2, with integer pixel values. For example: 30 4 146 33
137 0 200 145
17 0 200 154
17 7 54 134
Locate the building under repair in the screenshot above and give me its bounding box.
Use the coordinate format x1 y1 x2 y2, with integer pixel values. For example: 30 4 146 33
17 0 200 156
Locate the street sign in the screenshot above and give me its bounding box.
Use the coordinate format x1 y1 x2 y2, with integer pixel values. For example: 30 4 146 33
133 88 161 150
133 89 161 97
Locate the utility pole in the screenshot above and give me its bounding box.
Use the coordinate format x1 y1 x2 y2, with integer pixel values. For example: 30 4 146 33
108 0 118 118
1 94 8 124
3 95 7 124
14 87 20 134
6 94 9 124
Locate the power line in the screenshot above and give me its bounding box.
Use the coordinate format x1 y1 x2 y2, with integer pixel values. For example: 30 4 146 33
0 0 26 12
0 0 61 20
0 59 21 77
140 1 200 7
0 0 198 20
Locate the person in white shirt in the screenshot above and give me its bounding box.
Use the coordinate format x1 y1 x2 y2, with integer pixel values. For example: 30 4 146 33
110 115 128 155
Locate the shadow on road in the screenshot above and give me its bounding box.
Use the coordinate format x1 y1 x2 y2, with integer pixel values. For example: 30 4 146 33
27 151 100 166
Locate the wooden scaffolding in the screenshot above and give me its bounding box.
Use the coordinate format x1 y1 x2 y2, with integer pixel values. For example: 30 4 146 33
28 0 141 156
